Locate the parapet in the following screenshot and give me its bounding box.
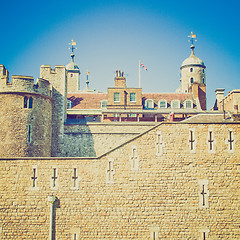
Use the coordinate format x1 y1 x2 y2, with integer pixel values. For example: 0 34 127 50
40 65 67 96
0 65 52 98
40 65 66 80
0 64 9 83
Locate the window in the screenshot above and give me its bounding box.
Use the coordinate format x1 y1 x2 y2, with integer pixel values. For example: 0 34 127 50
27 124 32 143
130 93 136 102
23 96 33 109
203 69 205 73
71 167 79 190
226 129 234 152
150 227 160 240
156 131 164 156
67 100 72 109
190 67 193 72
198 180 209 208
101 100 107 108
24 96 28 108
190 77 194 83
50 167 58 190
130 146 139 171
145 99 154 109
189 128 196 153
171 100 180 109
106 159 115 184
199 229 209 240
71 228 80 240
31 167 38 188
113 92 120 102
73 233 77 240
29 97 33 108
158 99 167 109
30 165 39 190
207 130 215 153
203 78 205 84
185 100 193 109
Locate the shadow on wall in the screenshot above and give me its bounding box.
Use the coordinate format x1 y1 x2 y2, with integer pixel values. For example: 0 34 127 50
63 124 97 157
51 87 66 157
68 96 83 108
52 197 60 240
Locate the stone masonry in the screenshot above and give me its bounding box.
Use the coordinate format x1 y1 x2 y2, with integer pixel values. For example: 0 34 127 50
0 121 239 239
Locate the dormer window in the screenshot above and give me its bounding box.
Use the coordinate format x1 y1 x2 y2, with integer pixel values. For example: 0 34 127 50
101 100 108 108
171 100 180 109
145 99 154 109
158 99 167 109
184 99 193 109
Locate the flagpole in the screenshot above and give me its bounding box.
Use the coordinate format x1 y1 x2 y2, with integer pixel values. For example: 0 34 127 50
139 60 141 88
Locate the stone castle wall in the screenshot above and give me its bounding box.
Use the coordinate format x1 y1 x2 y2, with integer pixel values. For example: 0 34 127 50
0 122 239 239
62 122 156 157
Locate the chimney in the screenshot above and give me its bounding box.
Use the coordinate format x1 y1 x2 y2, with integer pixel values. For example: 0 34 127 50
215 88 225 110
115 70 126 88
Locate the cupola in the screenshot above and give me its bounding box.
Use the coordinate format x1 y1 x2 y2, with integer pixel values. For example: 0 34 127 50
177 33 206 94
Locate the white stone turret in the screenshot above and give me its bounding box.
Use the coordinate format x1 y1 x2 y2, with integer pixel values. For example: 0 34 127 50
177 45 206 93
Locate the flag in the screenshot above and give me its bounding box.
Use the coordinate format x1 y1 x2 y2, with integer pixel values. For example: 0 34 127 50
140 62 147 71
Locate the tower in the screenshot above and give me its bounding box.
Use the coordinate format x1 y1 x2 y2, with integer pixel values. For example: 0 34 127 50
66 39 81 92
177 33 207 110
40 65 67 157
0 65 53 157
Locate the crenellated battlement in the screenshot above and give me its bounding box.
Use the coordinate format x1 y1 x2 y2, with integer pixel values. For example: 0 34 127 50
0 65 52 97
0 64 10 83
40 65 66 79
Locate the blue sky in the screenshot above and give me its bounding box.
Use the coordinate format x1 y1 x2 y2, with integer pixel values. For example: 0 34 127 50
1 0 240 108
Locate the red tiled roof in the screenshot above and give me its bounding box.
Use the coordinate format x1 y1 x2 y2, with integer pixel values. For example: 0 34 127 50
68 92 195 109
142 93 194 103
68 93 107 109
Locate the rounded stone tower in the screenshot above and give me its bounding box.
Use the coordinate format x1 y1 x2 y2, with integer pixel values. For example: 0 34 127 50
0 65 53 157
178 45 206 93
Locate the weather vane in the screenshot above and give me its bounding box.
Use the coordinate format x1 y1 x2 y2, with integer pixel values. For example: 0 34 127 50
188 32 197 45
69 39 77 53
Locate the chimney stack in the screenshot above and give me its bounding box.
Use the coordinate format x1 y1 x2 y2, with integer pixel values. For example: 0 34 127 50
115 70 126 88
215 88 225 110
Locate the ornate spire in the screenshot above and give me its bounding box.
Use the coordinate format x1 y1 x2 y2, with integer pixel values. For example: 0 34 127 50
68 39 77 62
188 32 197 55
